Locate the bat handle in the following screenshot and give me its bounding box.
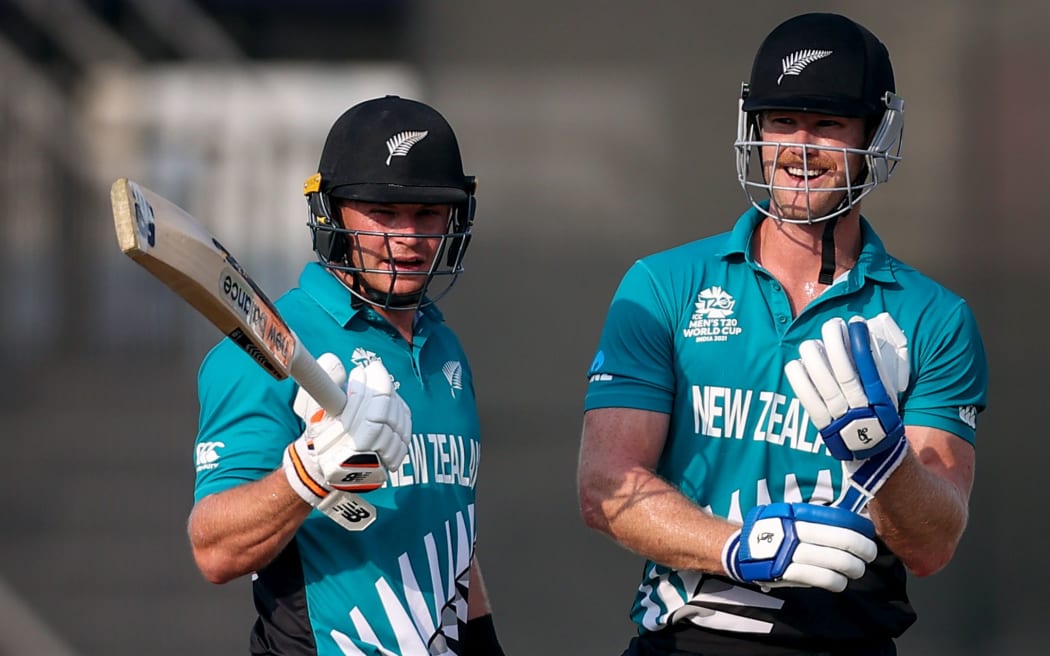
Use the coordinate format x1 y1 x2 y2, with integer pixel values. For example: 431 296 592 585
288 335 348 417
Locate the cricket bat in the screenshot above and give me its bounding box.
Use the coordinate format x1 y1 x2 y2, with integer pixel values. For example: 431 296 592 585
110 177 347 414
111 178 380 530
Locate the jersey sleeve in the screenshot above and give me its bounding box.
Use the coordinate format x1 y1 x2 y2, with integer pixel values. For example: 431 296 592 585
193 338 301 501
584 259 676 413
902 298 988 444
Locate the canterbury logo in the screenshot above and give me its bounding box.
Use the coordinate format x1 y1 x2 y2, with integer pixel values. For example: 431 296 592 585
195 441 225 471
778 49 833 84
386 130 428 165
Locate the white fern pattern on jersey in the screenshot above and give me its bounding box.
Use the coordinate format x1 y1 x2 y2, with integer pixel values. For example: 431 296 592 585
636 469 837 634
330 504 475 655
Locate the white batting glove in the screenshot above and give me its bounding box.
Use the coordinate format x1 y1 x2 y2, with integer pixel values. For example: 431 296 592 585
283 437 379 531
722 502 878 593
290 353 411 489
785 314 910 511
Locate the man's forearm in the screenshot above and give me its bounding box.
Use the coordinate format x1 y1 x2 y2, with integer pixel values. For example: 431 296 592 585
188 470 311 583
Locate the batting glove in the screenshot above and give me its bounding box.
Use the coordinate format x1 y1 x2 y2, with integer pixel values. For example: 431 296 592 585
785 314 911 510
722 502 878 593
283 436 379 531
292 353 411 485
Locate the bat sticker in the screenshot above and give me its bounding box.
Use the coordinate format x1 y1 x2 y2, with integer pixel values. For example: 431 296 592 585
130 184 156 247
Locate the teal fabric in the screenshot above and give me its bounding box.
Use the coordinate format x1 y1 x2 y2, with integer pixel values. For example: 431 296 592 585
195 262 480 654
584 207 987 635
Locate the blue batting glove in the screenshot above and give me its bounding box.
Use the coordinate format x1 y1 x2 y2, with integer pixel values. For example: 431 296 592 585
722 502 877 593
785 317 904 461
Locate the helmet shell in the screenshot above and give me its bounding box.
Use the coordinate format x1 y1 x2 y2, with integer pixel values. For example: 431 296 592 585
318 95 471 204
742 13 894 119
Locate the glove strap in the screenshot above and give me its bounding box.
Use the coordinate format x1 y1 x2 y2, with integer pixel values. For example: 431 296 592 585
721 529 744 582
283 442 378 532
838 435 909 513
282 441 329 507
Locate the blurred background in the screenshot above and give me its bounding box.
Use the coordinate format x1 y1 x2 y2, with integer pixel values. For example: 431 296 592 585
0 0 1045 654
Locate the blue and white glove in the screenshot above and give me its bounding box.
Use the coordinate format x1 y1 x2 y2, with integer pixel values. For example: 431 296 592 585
722 502 878 593
785 314 910 512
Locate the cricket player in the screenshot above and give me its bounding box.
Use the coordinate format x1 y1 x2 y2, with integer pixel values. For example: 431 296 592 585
578 13 987 655
188 96 505 656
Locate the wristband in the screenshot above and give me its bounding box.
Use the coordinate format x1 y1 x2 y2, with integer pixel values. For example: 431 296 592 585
463 614 505 656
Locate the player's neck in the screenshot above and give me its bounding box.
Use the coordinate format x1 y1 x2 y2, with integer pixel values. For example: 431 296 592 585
375 307 417 345
752 211 862 316
754 212 861 272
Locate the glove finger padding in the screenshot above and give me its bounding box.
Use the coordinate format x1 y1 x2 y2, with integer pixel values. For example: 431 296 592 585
294 354 388 493
822 318 869 409
313 359 412 480
293 353 347 421
723 503 877 593
845 319 904 454
866 312 909 404
785 317 905 461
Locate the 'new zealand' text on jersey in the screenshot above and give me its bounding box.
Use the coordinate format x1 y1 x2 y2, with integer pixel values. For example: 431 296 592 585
195 263 481 656
584 208 988 645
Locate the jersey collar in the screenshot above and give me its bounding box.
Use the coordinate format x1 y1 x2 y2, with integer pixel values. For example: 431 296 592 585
719 205 897 284
297 262 445 329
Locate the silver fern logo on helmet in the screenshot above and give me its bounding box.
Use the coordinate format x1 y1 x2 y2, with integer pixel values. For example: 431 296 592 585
385 130 429 165
777 49 833 85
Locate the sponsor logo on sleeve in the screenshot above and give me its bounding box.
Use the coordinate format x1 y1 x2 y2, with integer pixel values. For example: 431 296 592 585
195 441 225 472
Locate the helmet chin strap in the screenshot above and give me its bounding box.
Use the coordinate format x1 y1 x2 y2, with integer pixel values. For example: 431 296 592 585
350 272 426 310
816 162 869 285
818 216 839 285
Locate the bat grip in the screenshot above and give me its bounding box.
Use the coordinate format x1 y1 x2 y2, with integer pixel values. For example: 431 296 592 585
288 336 348 417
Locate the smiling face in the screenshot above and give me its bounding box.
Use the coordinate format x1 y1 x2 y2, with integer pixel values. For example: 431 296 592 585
333 199 453 302
758 111 868 222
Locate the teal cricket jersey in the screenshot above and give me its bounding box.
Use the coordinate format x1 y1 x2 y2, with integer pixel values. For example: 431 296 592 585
584 207 988 645
194 263 481 656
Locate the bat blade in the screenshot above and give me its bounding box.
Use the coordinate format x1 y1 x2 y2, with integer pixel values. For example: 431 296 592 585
111 178 384 530
110 177 347 416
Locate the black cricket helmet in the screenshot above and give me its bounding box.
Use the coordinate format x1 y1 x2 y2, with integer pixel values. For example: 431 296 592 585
305 95 477 309
734 13 904 225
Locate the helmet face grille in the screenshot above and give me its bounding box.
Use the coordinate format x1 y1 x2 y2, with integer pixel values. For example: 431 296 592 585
734 14 902 223
305 96 477 310
734 91 904 224
307 200 475 311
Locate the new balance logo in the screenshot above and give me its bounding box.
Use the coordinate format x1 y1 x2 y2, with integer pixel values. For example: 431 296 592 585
334 500 373 523
340 472 374 484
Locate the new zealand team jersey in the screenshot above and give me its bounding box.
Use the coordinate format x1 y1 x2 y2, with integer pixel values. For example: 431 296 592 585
195 263 481 656
584 208 988 648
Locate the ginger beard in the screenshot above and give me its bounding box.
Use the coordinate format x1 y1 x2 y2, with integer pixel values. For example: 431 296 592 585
762 145 864 223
